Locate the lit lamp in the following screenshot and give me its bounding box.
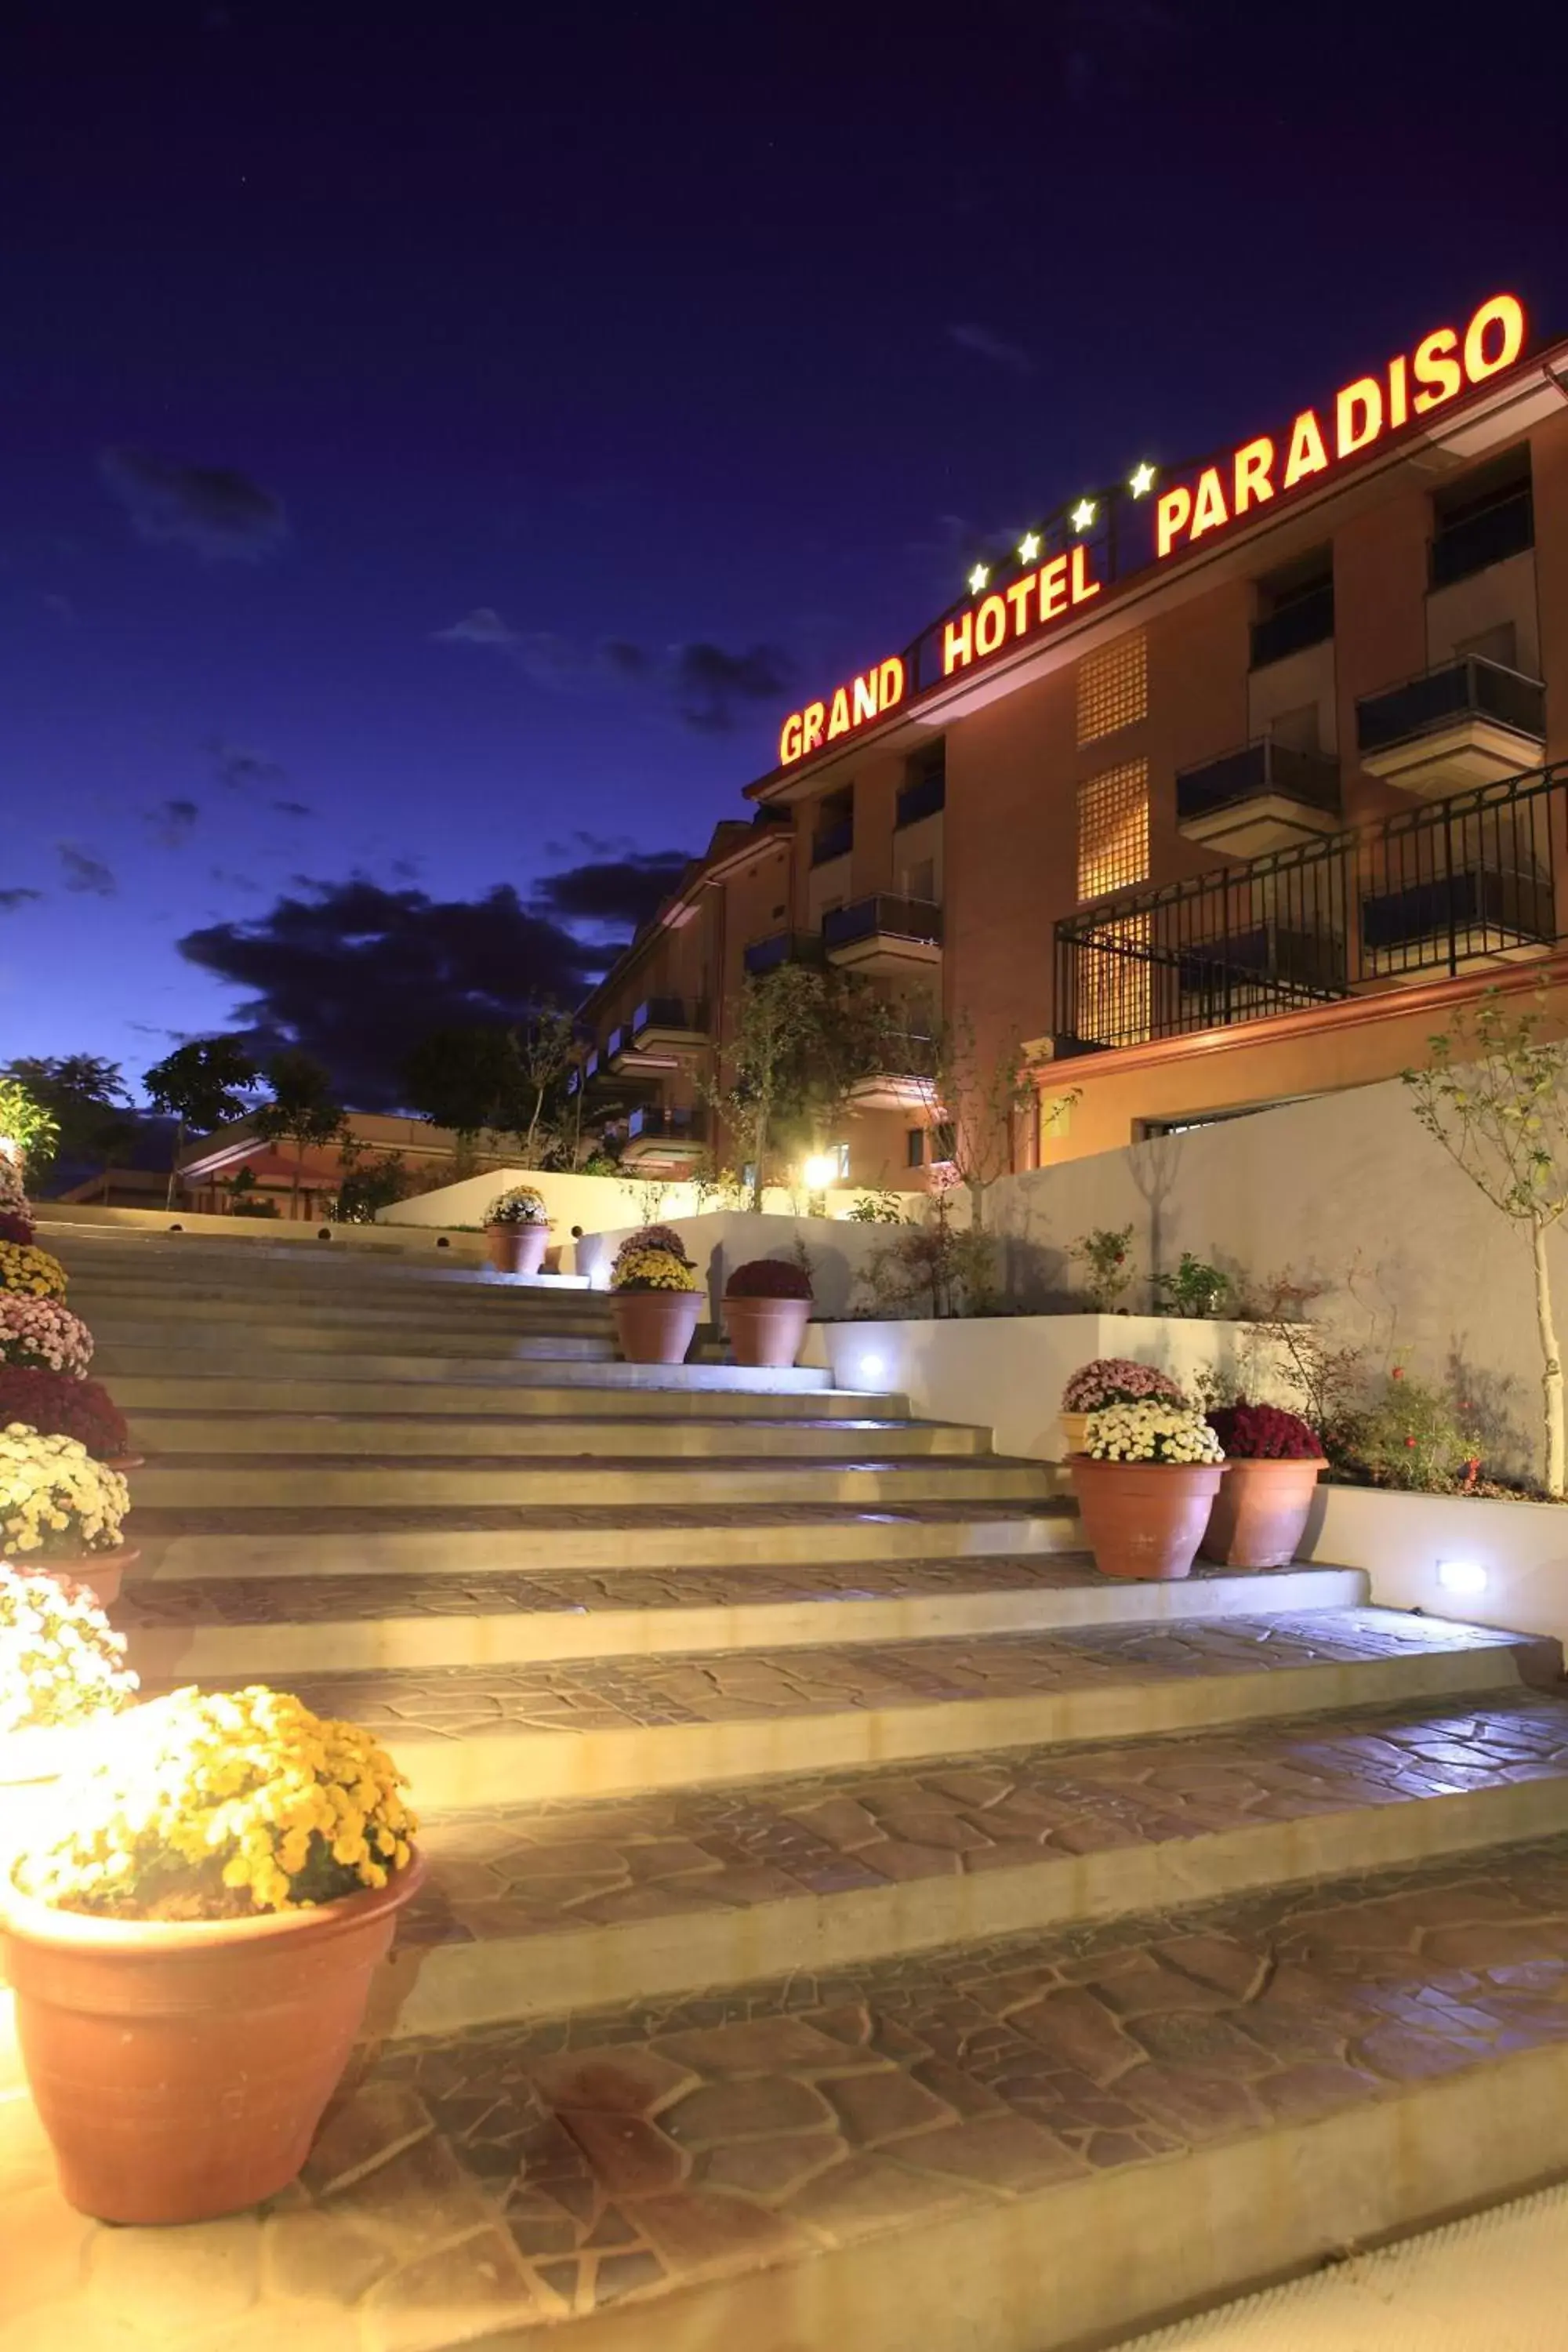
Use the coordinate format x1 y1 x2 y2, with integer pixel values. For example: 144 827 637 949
801 1153 839 1192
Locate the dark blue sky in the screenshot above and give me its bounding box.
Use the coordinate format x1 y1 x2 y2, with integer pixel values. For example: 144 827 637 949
6 0 1567 1105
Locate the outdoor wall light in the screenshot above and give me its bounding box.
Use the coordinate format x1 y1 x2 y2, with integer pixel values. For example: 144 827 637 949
1437 1560 1488 1595
858 1352 887 1385
801 1152 839 1192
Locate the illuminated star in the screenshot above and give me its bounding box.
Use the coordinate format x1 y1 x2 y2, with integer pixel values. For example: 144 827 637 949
1017 532 1040 565
1129 463 1156 497
1070 498 1096 532
967 563 989 594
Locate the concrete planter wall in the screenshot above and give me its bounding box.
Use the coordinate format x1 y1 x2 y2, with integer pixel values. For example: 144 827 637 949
804 1315 1271 1463
1303 1481 1568 1646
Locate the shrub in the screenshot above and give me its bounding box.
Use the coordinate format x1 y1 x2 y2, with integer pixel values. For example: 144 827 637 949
1153 1252 1228 1318
1069 1225 1135 1311
230 1197 279 1218
17 1685 417 1918
0 1297 93 1376
1207 1402 1323 1460
0 1241 67 1301
1345 1368 1475 1493
486 1185 548 1227
0 1210 35 1248
611 1225 691 1283
726 1258 813 1301
1063 1358 1185 1414
1085 1403 1226 1465
0 1368 129 1460
0 1563 138 1735
612 1247 699 1294
0 1425 129 1558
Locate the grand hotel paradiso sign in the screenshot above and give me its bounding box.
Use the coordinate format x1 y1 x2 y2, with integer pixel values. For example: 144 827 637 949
776 290 1526 769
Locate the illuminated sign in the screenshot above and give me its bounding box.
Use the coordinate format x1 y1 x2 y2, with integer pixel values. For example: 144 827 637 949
1154 292 1525 561
776 289 1528 771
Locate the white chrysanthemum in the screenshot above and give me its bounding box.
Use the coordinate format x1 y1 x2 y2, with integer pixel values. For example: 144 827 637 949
1084 1402 1226 1466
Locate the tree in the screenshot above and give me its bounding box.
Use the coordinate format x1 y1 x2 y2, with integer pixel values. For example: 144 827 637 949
0 1074 60 1181
254 1050 347 1214
143 1036 259 1207
704 965 906 1210
2 1055 131 1183
497 1007 579 1167
906 1014 1045 1230
402 1027 512 1164
1404 985 1568 1496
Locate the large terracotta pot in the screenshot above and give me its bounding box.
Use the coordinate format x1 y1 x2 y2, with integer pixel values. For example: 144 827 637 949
486 1222 548 1276
1 1849 426 2224
724 1296 810 1368
1071 1457 1229 1581
1060 1410 1091 1459
27 1544 140 1610
1200 1455 1327 1569
612 1289 702 1366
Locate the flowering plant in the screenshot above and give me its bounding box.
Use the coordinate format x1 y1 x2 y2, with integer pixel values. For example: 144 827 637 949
0 1564 138 1735
486 1185 548 1226
725 1258 812 1301
0 1242 67 1301
612 1246 699 1294
1063 1358 1186 1414
16 1684 417 1919
1085 1402 1226 1465
0 1425 129 1556
1207 1402 1323 1461
0 1368 129 1459
0 1156 27 1217
611 1225 692 1281
0 1296 94 1377
0 1211 35 1248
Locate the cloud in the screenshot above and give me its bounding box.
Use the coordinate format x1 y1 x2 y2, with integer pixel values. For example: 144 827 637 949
99 447 289 561
272 798 313 818
177 875 615 1109
58 844 117 896
671 642 792 732
208 739 285 791
433 607 520 650
531 849 691 932
145 797 200 846
209 866 263 895
390 857 421 881
0 888 42 913
946 322 1036 376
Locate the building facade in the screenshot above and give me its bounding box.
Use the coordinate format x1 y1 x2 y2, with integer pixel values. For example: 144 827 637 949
582 287 1568 1181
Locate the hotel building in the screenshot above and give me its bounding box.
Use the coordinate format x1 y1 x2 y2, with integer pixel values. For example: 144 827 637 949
579 289 1568 1184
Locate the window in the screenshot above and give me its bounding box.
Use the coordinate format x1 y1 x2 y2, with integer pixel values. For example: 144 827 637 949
812 786 854 866
1077 759 1150 900
900 855 935 903
1431 448 1534 590
897 740 946 827
1076 632 1147 745
1250 549 1334 670
906 1127 925 1168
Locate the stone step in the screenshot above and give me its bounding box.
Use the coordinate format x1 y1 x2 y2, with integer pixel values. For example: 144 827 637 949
86 1316 619 1361
176 1611 1557 1809
93 1347 848 1394
120 1407 989 1462
105 1370 893 1417
51 1244 582 1292
70 1284 614 1332
128 1451 1060 1509
118 1558 1372 1677
126 1499 1084 1580
381 1690 1568 2034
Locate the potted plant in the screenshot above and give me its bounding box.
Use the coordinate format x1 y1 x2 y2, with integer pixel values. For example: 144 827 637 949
0 1207 36 1247
0 1238 68 1301
0 1367 132 1463
1059 1358 1186 1461
1 1683 423 2224
0 1296 95 1376
724 1258 812 1367
0 1563 139 1792
484 1185 550 1275
1072 1401 1228 1581
1200 1402 1327 1568
0 1424 136 1604
611 1243 703 1365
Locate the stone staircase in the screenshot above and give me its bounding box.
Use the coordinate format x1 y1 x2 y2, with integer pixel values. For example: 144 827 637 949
10 1221 1568 2352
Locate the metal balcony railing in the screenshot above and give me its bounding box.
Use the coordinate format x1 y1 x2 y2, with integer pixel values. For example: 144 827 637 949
822 895 943 951
895 768 947 827
1429 488 1534 590
1054 760 1566 1055
1250 582 1334 670
1175 741 1341 825
1356 655 1546 757
811 818 855 866
626 1105 706 1145
743 931 826 979
631 995 707 1039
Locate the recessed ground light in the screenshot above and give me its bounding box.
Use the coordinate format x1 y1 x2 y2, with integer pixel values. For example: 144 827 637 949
1437 1560 1488 1595
859 1352 887 1384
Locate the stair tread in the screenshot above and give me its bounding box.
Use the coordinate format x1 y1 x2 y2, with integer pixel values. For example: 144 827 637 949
396 1690 1568 1946
127 1497 1076 1534
124 1410 937 1433
167 1610 1540 1747
335 1834 1568 2332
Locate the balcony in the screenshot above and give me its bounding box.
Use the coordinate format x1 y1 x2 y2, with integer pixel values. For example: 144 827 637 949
895 768 946 828
1356 655 1546 797
743 931 826 979
1175 740 1341 858
630 996 708 1054
822 895 943 976
1250 582 1334 670
1054 762 1563 1054
1429 487 1534 590
621 1104 707 1165
811 818 855 866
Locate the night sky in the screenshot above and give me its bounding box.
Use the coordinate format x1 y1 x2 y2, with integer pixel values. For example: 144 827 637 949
7 1 1568 1107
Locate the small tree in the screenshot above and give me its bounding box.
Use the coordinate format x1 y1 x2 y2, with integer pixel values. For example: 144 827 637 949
706 965 905 1210
2 1054 130 1182
0 1074 60 1178
1404 985 1568 1496
254 1050 347 1214
499 1006 579 1167
909 1014 1049 1231
143 1036 259 1207
402 1027 511 1170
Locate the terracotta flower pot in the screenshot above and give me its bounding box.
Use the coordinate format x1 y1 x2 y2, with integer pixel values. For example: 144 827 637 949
1200 1455 1327 1569
724 1296 810 1368
612 1289 702 1366
486 1222 548 1276
1071 1457 1229 1581
26 1544 139 1610
100 1454 145 1473
1 1849 426 2224
1060 1410 1091 1458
